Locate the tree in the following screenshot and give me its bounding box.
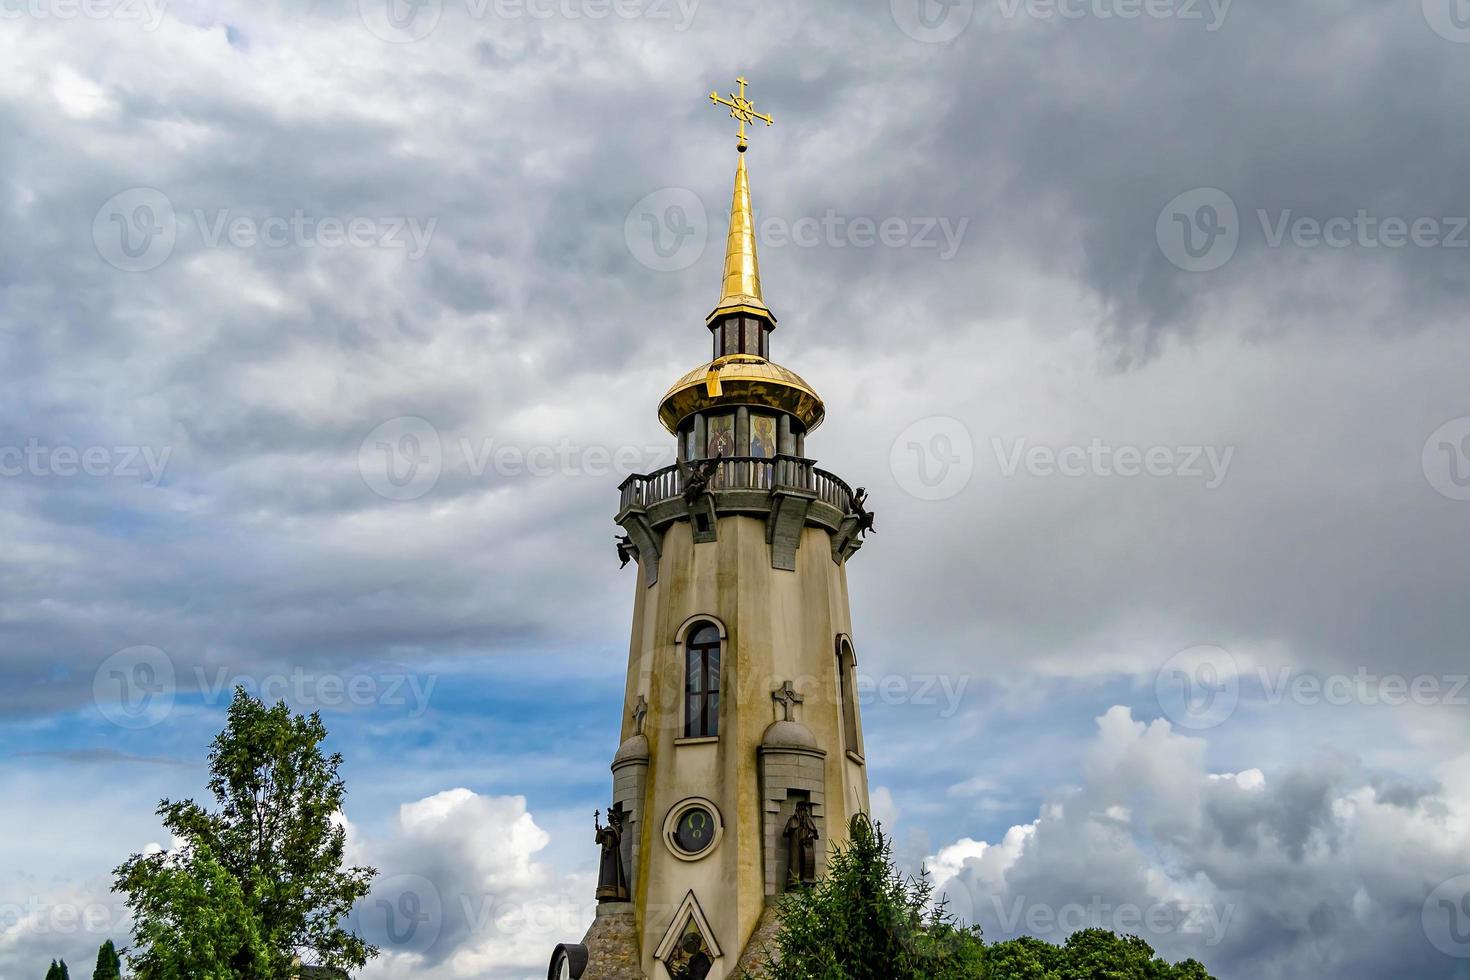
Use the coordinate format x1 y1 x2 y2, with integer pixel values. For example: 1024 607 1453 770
751 813 1218 980
44 960 69 980
987 929 1216 979
753 814 985 980
92 941 122 980
114 688 377 980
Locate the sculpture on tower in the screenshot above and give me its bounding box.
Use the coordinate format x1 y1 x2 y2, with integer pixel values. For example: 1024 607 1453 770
783 801 820 889
594 806 629 903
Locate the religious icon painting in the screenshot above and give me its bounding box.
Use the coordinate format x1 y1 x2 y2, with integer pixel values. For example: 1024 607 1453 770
664 920 714 980
706 415 735 489
750 415 776 459
707 414 735 458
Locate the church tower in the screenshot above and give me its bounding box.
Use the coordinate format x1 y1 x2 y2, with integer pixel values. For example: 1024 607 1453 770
551 78 874 980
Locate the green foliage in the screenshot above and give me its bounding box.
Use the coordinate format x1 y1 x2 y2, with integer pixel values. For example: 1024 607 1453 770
92 940 122 980
113 688 377 980
754 814 986 980
753 813 1218 980
44 959 70 980
987 930 1216 979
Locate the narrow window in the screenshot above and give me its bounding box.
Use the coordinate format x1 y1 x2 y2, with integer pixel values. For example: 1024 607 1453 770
837 639 861 756
743 318 761 355
685 624 722 738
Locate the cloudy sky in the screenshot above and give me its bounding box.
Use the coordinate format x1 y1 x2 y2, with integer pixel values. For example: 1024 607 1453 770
4 0 1470 977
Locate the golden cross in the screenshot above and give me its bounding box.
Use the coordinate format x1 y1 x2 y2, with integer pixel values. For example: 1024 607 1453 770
709 76 774 152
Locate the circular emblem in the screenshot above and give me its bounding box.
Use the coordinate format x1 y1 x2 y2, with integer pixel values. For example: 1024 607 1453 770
663 798 724 861
675 807 716 854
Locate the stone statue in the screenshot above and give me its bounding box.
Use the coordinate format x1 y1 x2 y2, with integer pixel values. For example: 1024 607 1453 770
616 534 635 568
783 800 819 888
594 806 629 903
681 452 722 505
852 486 876 538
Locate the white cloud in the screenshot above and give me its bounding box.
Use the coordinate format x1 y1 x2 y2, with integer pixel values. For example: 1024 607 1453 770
928 707 1470 978
355 789 593 980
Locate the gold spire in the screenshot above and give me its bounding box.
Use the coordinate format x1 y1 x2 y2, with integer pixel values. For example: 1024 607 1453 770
707 77 775 324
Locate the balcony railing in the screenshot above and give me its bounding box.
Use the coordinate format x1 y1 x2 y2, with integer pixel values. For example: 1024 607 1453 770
619 455 854 514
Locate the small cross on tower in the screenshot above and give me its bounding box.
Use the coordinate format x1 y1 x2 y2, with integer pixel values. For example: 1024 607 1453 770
772 680 804 722
709 76 774 152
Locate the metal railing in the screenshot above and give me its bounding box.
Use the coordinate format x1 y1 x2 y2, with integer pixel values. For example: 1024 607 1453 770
619 455 854 513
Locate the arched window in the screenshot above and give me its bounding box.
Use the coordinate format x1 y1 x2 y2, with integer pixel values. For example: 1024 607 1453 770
837 637 862 759
685 623 722 738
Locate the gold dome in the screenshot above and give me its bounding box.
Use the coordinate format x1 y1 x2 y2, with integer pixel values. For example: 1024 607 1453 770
658 355 825 434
